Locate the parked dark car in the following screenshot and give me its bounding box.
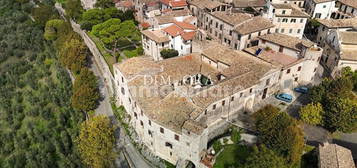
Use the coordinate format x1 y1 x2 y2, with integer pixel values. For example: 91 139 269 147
294 86 308 94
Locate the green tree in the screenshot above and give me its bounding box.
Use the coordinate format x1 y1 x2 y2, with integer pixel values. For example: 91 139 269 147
65 0 83 20
44 19 66 40
80 9 111 30
160 49 179 59
254 105 305 165
59 38 87 74
231 128 241 144
309 78 332 103
300 102 324 125
243 145 289 168
95 0 115 8
77 115 116 168
324 97 357 132
31 4 54 26
71 68 100 113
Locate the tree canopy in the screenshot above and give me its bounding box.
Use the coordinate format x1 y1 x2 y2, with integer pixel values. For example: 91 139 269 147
243 145 289 168
77 115 116 168
59 38 88 74
299 102 324 126
254 105 305 165
95 0 115 8
64 0 83 20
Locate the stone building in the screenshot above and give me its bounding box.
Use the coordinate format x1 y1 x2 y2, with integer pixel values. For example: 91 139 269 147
321 28 357 76
331 0 357 19
113 45 280 167
142 21 197 60
265 3 310 38
305 0 337 19
245 33 323 89
194 10 275 50
318 143 355 168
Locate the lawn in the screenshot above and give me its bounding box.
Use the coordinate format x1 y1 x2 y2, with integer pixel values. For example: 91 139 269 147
213 144 250 168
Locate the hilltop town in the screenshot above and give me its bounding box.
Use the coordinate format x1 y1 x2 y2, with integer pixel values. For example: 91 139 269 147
1 0 357 168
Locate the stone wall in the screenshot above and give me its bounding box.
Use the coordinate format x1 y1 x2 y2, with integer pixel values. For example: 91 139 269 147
70 20 116 97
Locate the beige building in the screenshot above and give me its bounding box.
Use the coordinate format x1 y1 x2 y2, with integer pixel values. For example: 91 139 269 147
265 3 310 38
321 28 357 76
113 45 280 167
245 33 322 88
332 0 357 19
318 143 355 168
196 11 275 50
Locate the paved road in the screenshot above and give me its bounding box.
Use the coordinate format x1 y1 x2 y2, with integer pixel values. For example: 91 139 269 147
90 57 152 168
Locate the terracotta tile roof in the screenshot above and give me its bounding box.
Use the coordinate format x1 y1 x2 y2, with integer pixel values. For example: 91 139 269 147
189 0 225 10
317 18 357 28
244 46 301 68
318 143 355 168
181 31 196 40
183 16 196 23
160 0 187 7
117 0 134 7
211 11 251 26
155 15 175 24
174 21 197 30
234 16 274 35
162 8 190 17
163 24 184 37
142 29 171 43
233 0 266 8
340 31 357 45
312 0 333 4
339 0 357 9
259 33 314 51
140 22 151 28
272 3 310 18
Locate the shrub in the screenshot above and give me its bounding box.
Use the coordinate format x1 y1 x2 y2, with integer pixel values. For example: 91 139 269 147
231 128 241 144
213 140 223 153
160 49 178 59
300 102 324 125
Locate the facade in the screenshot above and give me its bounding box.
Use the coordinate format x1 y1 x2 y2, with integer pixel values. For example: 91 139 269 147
134 0 160 22
315 17 357 45
113 45 280 167
331 0 357 19
188 0 230 27
265 3 310 38
318 143 355 168
197 11 275 50
305 0 337 19
142 21 196 60
321 28 357 76
245 33 322 88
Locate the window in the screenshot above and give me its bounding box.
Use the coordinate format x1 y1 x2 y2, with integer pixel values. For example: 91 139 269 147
323 5 326 8
140 120 144 127
162 43 164 47
291 19 296 23
289 29 293 33
300 19 304 23
297 29 301 34
213 104 216 110
282 18 288 22
160 127 164 134
240 93 243 97
268 29 271 34
266 78 270 86
298 66 301 71
165 142 172 148
278 18 281 22
315 13 321 18
279 45 284 52
121 77 124 83
282 10 286 14
237 34 241 40
149 120 151 126
231 96 234 101
287 69 291 74
314 68 317 72
295 77 298 81
128 98 131 104
272 9 275 13
248 34 251 40
174 134 179 141
121 87 125 95
250 88 253 93
215 22 218 28
275 29 279 33
222 100 225 106
229 30 232 35
281 28 285 33
258 31 261 36
262 40 266 44
134 112 137 119
220 24 223 30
